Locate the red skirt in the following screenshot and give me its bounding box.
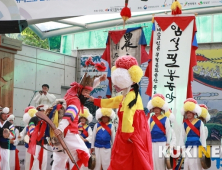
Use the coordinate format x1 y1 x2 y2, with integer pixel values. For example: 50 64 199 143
108 109 153 170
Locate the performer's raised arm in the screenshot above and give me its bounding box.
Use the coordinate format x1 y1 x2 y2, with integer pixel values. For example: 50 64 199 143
92 95 123 109
93 74 107 88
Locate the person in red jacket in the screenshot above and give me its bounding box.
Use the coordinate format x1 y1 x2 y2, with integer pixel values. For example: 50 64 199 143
53 73 106 170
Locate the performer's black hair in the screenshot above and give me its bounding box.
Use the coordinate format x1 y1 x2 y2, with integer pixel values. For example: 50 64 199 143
128 83 139 109
42 84 49 89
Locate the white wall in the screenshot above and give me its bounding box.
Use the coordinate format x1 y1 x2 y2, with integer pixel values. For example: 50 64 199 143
13 45 77 126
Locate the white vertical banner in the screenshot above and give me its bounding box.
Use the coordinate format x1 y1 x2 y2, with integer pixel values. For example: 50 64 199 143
152 18 194 142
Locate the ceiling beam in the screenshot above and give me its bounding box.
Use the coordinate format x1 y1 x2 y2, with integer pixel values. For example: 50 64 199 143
27 16 74 25
29 25 44 39
30 6 222 39
56 20 86 28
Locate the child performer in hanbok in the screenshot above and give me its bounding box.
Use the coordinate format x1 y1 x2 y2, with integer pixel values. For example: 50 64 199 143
7 114 20 170
91 108 115 170
88 55 153 170
19 107 37 170
76 107 93 170
180 98 206 170
147 94 170 170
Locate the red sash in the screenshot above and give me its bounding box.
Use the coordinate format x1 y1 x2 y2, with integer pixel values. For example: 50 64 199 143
82 126 89 137
184 119 200 137
99 122 111 136
152 116 166 135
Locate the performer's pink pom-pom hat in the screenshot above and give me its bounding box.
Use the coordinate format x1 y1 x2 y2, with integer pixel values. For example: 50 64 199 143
181 98 201 116
147 94 169 112
79 107 93 123
111 55 143 90
199 104 211 122
23 106 37 125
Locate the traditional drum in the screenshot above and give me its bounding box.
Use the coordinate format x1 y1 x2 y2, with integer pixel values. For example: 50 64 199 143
88 152 96 169
200 155 211 169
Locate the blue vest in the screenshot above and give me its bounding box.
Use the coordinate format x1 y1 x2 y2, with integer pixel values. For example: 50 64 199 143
184 119 201 148
25 126 29 148
94 123 112 149
150 116 167 142
0 137 9 148
80 126 91 149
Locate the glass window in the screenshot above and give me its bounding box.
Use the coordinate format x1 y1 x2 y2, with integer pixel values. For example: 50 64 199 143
196 15 212 43
66 14 222 51
61 35 72 55
48 36 61 53
73 22 152 49
214 14 222 42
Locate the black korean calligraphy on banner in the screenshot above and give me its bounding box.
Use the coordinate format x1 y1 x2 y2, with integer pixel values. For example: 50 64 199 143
151 19 194 123
110 29 142 68
146 15 198 149
152 23 162 95
102 27 149 98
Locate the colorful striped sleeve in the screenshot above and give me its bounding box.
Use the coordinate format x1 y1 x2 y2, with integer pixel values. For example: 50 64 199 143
63 105 79 122
9 124 15 138
28 122 36 135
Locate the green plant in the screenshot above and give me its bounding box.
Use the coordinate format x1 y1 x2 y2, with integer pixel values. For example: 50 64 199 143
21 27 49 49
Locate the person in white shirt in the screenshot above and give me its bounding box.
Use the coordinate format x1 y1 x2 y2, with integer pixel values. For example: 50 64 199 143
7 114 20 170
179 98 206 170
91 108 115 170
33 84 56 108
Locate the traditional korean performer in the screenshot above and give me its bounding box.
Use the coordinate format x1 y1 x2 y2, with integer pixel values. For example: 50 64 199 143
91 108 115 170
180 98 206 170
147 94 170 170
87 55 153 170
